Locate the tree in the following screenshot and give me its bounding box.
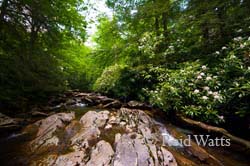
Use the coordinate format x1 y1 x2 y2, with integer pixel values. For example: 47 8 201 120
0 0 87 102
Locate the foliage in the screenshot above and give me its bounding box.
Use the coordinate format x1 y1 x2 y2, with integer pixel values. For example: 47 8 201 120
0 0 89 102
93 64 125 94
86 0 250 126
145 61 223 123
93 64 145 100
146 36 250 123
215 36 250 118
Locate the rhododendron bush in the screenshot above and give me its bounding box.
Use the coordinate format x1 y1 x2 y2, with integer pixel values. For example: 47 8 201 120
146 36 250 124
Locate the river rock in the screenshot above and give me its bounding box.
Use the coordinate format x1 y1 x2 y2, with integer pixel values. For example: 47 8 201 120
113 133 177 166
71 111 109 150
20 107 180 166
29 112 75 153
55 151 86 166
0 113 17 126
86 140 114 166
79 110 109 128
103 100 122 109
0 113 21 131
30 111 49 117
126 100 152 110
117 108 154 129
65 99 76 106
117 133 154 165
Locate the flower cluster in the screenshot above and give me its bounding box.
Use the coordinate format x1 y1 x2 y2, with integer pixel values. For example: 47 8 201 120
193 65 223 102
146 35 250 124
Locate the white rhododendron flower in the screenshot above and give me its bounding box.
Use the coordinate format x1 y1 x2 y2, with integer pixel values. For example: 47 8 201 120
202 65 207 70
214 95 220 100
197 75 202 79
237 29 242 32
208 91 213 95
206 76 212 81
194 89 199 94
234 36 242 41
213 76 218 79
218 115 224 120
203 86 210 91
213 92 219 96
200 72 205 76
169 46 174 49
202 96 208 100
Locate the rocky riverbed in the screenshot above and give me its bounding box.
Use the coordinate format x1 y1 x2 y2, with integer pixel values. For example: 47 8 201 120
0 92 249 166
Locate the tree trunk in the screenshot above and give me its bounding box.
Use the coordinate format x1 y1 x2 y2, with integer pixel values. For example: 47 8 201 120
0 0 9 30
0 0 8 22
155 16 159 36
162 12 168 40
201 22 210 52
177 115 250 149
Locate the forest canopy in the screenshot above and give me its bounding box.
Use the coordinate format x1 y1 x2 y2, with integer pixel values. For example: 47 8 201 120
0 0 249 129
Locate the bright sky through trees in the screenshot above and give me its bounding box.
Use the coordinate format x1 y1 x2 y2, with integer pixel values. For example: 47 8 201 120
85 0 113 46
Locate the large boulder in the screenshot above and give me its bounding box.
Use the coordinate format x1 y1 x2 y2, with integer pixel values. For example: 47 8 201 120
112 108 177 166
86 140 114 166
79 110 109 128
28 112 75 153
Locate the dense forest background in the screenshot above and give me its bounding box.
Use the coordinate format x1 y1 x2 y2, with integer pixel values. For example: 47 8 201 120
0 0 249 137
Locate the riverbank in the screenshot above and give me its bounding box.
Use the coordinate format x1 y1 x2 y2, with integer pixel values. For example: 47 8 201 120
0 91 249 166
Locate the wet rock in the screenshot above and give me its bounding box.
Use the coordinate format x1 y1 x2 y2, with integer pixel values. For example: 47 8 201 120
71 126 101 151
0 113 16 126
29 112 75 152
30 111 49 117
47 92 123 109
113 133 140 166
30 154 58 166
115 133 122 143
117 108 154 128
55 151 86 166
82 96 94 104
113 133 177 166
95 96 114 105
65 99 76 106
103 100 122 109
159 146 177 166
79 110 109 128
18 107 181 166
71 111 109 150
86 140 114 166
0 113 20 131
169 150 197 166
126 100 152 110
138 125 155 142
108 115 118 124
125 125 133 132
65 120 81 137
74 92 90 97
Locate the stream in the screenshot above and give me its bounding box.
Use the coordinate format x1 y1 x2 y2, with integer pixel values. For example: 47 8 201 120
0 92 249 166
